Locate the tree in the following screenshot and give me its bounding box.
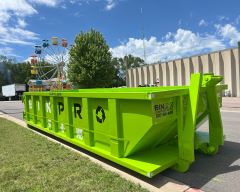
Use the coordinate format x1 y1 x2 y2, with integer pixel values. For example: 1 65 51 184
0 55 15 64
121 54 145 69
68 29 114 88
111 54 144 86
111 57 126 87
0 55 14 86
0 71 5 92
7 62 32 84
0 55 34 92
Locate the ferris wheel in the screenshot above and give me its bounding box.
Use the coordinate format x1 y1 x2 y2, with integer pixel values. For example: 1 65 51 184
29 37 71 91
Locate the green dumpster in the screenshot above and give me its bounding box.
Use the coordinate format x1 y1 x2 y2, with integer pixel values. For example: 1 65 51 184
23 73 227 178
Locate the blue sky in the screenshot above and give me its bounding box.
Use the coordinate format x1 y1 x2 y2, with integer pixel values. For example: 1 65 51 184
1 0 240 63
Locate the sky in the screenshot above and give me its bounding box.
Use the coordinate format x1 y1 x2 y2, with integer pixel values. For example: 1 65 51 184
1 0 240 63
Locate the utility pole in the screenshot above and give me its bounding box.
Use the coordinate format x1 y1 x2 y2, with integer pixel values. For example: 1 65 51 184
141 8 146 63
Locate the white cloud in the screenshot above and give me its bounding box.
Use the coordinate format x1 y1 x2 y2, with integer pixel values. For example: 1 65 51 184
69 0 120 11
105 0 117 11
0 0 37 17
61 4 67 9
69 0 82 5
0 0 68 57
111 29 225 63
0 18 38 46
0 11 11 24
0 26 39 45
29 0 61 7
39 16 46 20
216 24 240 46
218 16 229 21
0 0 61 49
0 0 77 58
164 32 172 40
199 19 208 27
0 47 14 56
235 15 240 25
17 18 27 28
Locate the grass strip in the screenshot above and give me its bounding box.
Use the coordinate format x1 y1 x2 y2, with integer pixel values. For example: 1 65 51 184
0 118 147 192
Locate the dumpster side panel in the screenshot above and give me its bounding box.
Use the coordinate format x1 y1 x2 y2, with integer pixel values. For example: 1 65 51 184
120 100 153 156
48 97 112 154
152 97 177 124
44 96 52 130
129 97 178 153
26 95 33 122
23 91 204 159
70 98 84 141
90 98 110 152
35 96 42 126
55 97 65 134
118 99 177 157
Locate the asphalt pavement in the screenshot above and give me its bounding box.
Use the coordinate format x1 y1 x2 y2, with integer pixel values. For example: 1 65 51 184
164 111 240 192
0 99 240 192
0 100 24 120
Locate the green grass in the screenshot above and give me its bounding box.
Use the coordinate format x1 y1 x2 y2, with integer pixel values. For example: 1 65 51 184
0 118 148 192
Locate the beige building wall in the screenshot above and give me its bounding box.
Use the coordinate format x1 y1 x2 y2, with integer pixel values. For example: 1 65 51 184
127 48 240 97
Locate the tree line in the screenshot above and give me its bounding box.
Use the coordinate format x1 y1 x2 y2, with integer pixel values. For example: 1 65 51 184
0 29 145 91
0 55 32 91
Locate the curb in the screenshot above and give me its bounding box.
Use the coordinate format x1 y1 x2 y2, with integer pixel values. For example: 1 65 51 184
0 112 203 192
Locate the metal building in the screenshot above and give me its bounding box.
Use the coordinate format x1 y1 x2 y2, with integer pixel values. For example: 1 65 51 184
126 47 240 97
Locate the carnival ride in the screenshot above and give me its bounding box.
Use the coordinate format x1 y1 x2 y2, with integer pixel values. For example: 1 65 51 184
29 37 72 91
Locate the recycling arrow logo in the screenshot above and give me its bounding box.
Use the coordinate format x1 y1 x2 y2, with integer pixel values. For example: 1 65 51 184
96 106 106 123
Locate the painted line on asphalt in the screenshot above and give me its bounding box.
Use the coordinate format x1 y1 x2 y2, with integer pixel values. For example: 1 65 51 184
221 109 240 113
185 188 204 192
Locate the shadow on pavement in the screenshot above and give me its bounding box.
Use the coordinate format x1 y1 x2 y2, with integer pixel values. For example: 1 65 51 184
163 141 240 189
